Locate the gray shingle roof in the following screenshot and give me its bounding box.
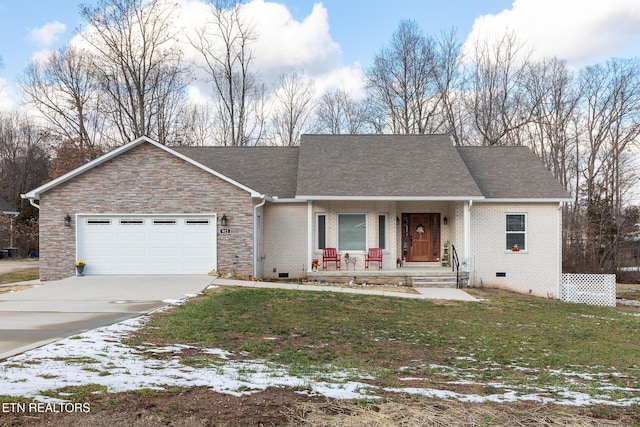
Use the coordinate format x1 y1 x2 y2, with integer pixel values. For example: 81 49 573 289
172 136 571 201
174 146 299 198
295 135 483 198
457 146 572 199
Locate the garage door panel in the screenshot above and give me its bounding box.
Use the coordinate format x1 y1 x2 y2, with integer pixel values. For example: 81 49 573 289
116 232 147 242
77 215 217 275
84 247 116 257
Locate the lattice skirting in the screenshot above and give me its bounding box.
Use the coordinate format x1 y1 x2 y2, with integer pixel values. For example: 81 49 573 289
561 273 616 307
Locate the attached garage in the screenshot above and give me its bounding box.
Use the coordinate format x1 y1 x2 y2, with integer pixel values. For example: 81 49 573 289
77 214 217 275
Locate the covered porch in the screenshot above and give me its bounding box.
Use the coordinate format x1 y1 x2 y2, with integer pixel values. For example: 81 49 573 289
305 198 474 287
307 261 468 288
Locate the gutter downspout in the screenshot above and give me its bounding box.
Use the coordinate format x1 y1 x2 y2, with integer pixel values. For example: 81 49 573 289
253 195 267 278
27 197 40 210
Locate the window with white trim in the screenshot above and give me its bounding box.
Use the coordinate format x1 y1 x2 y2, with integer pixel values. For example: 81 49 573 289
506 214 526 250
316 213 326 250
378 213 387 250
338 213 366 252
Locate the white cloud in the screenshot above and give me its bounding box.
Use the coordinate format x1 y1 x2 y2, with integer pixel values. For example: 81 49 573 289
0 77 17 111
173 0 352 102
463 0 640 67
27 21 66 47
244 1 342 76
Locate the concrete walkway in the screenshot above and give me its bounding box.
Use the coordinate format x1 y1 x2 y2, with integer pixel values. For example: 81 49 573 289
0 275 214 360
212 278 478 301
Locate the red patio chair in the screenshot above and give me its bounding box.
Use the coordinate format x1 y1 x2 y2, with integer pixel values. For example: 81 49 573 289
322 248 340 270
365 248 383 270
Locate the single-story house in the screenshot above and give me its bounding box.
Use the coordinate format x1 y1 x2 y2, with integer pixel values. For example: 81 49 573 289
22 135 571 297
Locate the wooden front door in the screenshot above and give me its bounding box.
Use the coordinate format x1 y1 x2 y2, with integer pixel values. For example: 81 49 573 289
403 213 440 262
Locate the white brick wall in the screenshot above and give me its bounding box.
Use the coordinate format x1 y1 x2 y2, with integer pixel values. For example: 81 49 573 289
469 202 561 297
262 203 308 279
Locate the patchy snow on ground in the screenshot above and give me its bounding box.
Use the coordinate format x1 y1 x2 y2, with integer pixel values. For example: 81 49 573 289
1 297 639 406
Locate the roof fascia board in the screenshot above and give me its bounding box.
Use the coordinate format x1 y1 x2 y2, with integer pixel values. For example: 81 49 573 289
295 195 486 201
475 197 573 203
23 136 262 199
270 197 306 203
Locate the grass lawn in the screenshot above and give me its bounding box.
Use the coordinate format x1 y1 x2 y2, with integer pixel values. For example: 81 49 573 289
2 284 640 425
0 267 39 286
132 286 640 403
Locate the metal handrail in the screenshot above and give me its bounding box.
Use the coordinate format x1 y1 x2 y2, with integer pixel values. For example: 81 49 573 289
451 244 460 289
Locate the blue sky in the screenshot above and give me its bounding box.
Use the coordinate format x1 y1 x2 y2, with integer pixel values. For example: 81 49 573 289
0 0 512 80
2 0 640 108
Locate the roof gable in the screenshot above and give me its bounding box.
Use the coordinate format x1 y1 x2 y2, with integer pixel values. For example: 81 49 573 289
23 136 262 200
295 135 484 200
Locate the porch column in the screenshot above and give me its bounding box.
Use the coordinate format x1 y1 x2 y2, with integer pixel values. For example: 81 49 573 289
307 200 313 272
464 200 471 271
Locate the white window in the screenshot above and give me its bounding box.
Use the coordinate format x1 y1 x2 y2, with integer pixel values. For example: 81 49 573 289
506 214 526 251
120 219 144 225
378 213 387 250
338 213 367 252
153 219 176 225
87 219 111 225
186 219 210 225
316 213 326 250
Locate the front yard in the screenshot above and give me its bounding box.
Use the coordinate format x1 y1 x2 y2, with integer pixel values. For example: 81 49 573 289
0 279 639 425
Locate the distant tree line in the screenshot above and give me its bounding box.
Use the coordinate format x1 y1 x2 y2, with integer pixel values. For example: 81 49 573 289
0 0 638 273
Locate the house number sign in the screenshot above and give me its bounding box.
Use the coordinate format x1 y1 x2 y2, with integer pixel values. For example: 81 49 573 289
219 228 231 234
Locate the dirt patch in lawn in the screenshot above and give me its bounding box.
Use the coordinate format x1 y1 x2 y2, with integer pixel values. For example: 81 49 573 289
1 387 638 426
0 284 34 294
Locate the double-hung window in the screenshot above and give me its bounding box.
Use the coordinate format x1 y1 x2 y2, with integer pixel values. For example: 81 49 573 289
506 214 526 251
338 213 366 252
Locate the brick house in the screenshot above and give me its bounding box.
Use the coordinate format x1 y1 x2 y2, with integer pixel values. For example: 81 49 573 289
23 135 571 297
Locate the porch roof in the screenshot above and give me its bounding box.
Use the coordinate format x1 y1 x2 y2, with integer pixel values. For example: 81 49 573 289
295 135 484 199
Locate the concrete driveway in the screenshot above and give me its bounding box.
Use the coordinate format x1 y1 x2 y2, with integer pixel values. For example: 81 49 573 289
0 275 214 360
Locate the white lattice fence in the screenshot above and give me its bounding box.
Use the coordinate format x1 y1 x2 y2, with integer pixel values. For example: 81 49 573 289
561 274 616 307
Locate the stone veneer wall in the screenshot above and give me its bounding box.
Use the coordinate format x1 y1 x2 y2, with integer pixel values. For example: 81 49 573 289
38 142 255 280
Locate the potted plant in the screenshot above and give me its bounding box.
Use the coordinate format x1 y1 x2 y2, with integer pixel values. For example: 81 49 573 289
511 244 520 252
311 259 319 272
75 260 86 276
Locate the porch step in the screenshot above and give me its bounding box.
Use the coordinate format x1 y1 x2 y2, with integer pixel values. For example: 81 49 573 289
411 274 468 288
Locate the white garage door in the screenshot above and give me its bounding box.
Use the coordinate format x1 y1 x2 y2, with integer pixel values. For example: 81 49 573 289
77 215 217 275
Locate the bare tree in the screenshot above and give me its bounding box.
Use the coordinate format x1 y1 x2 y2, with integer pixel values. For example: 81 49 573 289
433 28 468 144
466 31 537 145
576 58 640 270
0 112 49 210
367 20 442 134
523 57 580 189
79 0 190 145
190 0 265 146
312 88 372 134
20 46 103 149
268 70 315 146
